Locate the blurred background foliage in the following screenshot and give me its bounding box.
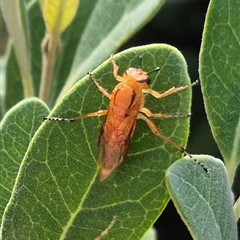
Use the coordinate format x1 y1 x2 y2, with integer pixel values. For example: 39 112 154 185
1 0 239 239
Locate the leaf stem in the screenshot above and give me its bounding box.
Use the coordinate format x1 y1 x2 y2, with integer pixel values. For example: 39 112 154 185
39 33 59 104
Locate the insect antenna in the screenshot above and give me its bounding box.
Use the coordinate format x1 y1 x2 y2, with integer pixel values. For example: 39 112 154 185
180 148 210 173
157 130 210 173
136 56 160 75
43 116 75 122
157 129 210 173
148 67 160 75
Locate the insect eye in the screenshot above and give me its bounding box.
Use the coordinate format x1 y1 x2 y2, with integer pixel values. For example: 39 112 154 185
145 77 150 85
138 77 150 85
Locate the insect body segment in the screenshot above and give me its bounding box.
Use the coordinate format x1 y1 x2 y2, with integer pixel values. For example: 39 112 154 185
44 56 209 181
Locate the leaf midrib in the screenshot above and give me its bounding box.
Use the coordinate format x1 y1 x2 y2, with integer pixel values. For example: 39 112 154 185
59 171 98 240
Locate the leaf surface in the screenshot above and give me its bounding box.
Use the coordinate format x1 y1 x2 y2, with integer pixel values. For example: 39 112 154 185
1 45 192 239
166 155 237 240
199 0 240 184
0 98 49 220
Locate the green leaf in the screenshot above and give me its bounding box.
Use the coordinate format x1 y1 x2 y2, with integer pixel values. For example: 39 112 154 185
1 1 42 115
1 44 192 239
199 0 240 184
2 0 50 114
0 98 49 221
166 155 237 240
1 0 34 98
28 1 46 94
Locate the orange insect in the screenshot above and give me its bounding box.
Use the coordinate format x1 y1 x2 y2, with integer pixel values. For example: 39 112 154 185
44 55 209 181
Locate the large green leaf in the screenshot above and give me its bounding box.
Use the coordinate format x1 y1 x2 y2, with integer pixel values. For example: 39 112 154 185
1 45 192 239
0 98 49 221
166 155 237 240
199 0 240 184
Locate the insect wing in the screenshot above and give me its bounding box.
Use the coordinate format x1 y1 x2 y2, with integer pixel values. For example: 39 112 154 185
98 112 136 181
97 82 143 181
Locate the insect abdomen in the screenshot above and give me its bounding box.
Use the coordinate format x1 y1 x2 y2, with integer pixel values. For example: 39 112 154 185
98 83 143 181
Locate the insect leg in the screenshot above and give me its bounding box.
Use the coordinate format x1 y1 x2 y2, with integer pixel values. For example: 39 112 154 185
43 110 108 122
137 112 210 173
110 55 125 82
88 71 111 99
143 80 199 99
140 107 191 118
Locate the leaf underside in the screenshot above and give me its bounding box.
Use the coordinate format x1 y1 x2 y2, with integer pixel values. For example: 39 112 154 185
166 155 237 240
